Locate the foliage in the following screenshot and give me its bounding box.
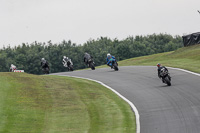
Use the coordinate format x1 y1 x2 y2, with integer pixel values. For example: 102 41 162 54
0 34 183 74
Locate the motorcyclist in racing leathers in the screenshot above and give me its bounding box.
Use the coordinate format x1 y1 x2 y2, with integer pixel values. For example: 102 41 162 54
41 58 49 71
10 64 17 72
62 56 73 67
83 52 93 66
157 63 170 82
106 53 116 68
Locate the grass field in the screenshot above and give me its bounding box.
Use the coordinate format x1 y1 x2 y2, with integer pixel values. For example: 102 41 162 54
97 44 200 73
118 44 200 73
0 72 136 133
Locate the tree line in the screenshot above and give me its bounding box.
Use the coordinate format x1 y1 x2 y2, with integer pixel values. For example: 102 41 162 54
0 34 183 74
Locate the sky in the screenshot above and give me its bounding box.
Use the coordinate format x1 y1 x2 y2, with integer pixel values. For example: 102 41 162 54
0 0 200 48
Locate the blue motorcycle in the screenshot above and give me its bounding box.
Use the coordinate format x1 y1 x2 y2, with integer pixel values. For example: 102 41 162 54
108 58 119 71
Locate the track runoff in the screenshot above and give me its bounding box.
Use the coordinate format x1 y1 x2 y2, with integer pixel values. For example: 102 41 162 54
52 66 200 133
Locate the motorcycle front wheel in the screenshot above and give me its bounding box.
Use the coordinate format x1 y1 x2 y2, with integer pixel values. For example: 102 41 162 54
69 65 73 71
165 76 171 86
90 62 95 70
113 63 119 71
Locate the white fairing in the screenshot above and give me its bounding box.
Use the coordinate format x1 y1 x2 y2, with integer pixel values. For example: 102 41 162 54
63 59 73 67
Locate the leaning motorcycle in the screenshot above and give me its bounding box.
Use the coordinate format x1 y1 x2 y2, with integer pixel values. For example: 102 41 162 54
108 58 119 71
10 67 17 72
42 67 49 74
160 68 171 86
64 59 74 71
41 62 49 74
88 58 95 70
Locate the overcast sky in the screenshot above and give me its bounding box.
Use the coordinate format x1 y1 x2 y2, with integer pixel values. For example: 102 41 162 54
0 0 200 48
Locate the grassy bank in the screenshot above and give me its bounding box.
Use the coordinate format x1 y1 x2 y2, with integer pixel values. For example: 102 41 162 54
115 44 200 73
0 72 135 133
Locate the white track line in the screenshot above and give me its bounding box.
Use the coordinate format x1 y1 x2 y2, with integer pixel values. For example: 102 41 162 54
167 67 200 77
56 74 140 133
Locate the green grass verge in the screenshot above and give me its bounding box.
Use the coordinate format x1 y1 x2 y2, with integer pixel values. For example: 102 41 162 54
0 72 136 133
97 44 200 73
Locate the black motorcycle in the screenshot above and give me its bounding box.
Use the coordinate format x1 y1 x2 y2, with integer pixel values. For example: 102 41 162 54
64 59 73 71
41 60 50 74
42 67 49 74
108 58 118 71
88 58 95 70
160 68 171 86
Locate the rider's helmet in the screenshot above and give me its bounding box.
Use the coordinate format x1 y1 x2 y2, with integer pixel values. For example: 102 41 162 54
63 56 66 59
41 58 45 61
107 53 111 57
157 63 161 67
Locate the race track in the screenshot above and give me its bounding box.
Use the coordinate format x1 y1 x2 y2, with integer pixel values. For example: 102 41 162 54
52 66 200 133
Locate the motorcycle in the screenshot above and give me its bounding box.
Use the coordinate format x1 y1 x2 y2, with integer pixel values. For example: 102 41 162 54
88 58 95 70
10 67 17 72
42 67 50 74
41 62 50 74
108 58 118 71
10 64 17 72
64 59 74 71
160 67 171 86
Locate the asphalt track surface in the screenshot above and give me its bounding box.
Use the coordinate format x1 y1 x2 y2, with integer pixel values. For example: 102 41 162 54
52 66 200 133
